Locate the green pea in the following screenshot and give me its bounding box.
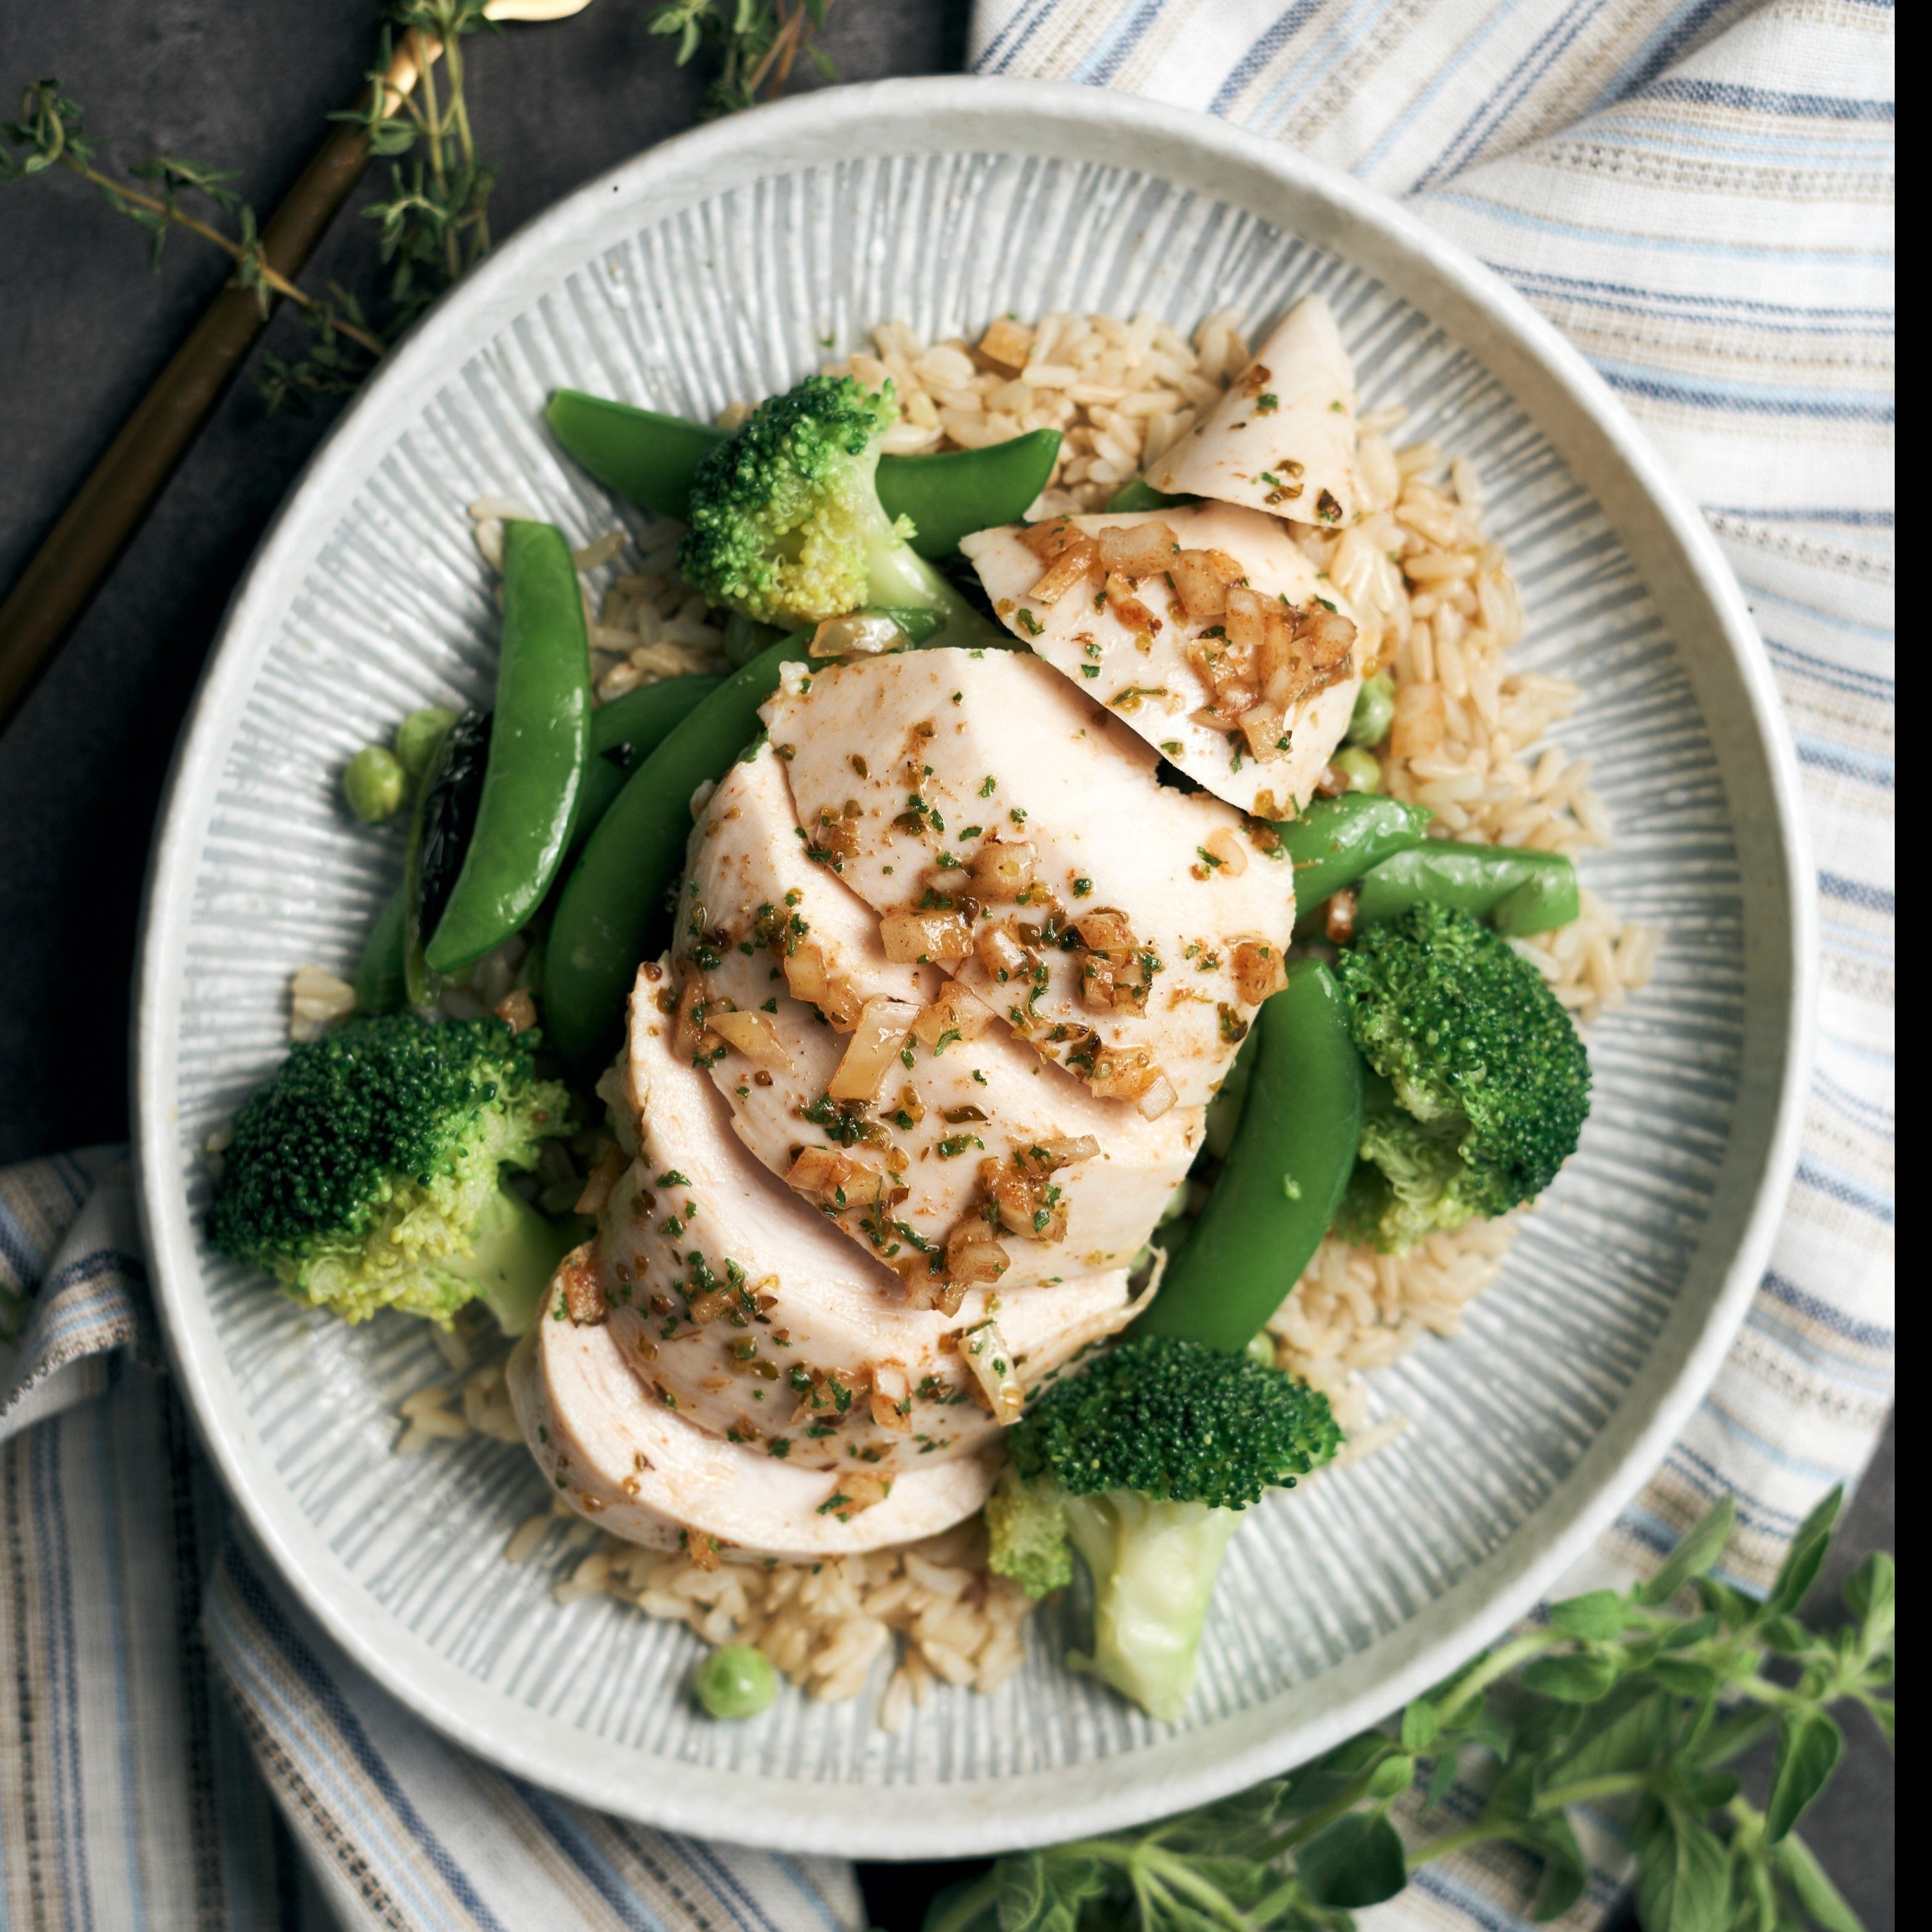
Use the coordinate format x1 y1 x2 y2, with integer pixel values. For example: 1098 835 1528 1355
396 706 458 780
1245 1331 1278 1370
1330 746 1384 793
343 744 406 823
1346 672 1395 747
695 1643 777 1719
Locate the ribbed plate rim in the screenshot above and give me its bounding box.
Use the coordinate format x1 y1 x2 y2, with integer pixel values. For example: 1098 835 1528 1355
133 75 1815 1858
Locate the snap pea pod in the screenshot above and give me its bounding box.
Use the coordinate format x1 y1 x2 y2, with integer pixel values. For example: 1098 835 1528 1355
355 888 409 1015
358 677 720 1015
1134 961 1365 1353
544 390 1062 558
1355 839 1580 937
545 634 811 1068
1104 478 1191 514
567 674 724 867
424 522 593 975
1276 795 1433 931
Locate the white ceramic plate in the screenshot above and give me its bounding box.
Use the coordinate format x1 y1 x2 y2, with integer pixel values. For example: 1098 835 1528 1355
134 77 1814 1859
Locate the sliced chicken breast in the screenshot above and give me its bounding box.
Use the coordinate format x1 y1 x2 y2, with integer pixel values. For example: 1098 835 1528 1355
507 1270 1001 1557
600 991 1143 1467
960 503 1362 819
1147 295 1362 529
761 648 1295 1111
677 746 1204 1285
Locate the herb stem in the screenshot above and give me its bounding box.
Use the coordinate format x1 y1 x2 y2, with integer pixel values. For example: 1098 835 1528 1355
50 154 389 359
1408 1818 1516 1864
1532 1771 1648 1812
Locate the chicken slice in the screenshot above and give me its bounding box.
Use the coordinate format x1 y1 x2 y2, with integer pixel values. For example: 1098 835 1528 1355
960 502 1362 819
761 648 1295 1110
1147 295 1362 529
600 984 1143 1466
677 746 1204 1285
507 1269 1001 1557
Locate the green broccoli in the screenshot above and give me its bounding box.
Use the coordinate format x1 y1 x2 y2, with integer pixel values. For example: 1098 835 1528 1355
1332 901 1590 1252
680 374 994 641
987 1336 1340 1722
207 1014 576 1329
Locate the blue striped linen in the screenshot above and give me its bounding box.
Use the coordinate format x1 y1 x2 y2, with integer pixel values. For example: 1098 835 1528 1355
1 1158 863 1931
970 0 1894 1921
2 4 1893 1922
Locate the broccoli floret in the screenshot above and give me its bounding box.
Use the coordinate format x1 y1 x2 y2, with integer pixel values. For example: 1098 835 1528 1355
983 1462 1075 1599
987 1336 1340 1722
1332 902 1590 1251
207 1014 575 1329
680 374 992 641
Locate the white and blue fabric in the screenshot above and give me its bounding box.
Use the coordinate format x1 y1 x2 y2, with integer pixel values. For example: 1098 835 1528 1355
1 2 1892 1925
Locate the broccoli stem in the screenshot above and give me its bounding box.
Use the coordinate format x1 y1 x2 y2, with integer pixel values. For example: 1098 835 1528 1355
861 519 999 648
1063 1494 1244 1724
438 1182 577 1335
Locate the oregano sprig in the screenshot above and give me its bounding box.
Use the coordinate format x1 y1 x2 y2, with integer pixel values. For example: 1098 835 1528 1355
930 1488 1892 1932
648 0 838 118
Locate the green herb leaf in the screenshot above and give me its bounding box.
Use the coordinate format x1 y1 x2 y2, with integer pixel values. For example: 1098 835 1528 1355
1294 1811 1408 1908
1842 1550 1895 1653
1634 1800 1732 1932
1520 1651 1620 1703
1766 1710 1844 1843
1526 1812 1590 1923
1400 1699 1440 1750
1549 1588 1627 1641
1641 1495 1736 1606
1766 1486 1843 1617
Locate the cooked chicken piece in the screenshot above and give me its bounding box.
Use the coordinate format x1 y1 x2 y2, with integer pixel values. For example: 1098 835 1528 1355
960 502 1362 819
1147 294 1362 528
676 747 1204 1284
507 1270 1002 1557
761 648 1295 1110
599 985 1144 1465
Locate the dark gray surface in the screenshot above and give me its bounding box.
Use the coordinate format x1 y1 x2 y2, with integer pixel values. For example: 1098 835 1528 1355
0 5 1891 1923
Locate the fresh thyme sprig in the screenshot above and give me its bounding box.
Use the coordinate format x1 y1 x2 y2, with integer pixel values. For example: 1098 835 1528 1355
2 0 835 417
931 1488 1891 1932
1 79 388 369
649 0 838 118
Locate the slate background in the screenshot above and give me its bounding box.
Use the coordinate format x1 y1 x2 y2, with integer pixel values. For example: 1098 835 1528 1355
0 4 1892 1926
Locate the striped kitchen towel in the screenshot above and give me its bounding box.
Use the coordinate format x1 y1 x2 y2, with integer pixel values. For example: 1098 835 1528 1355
972 0 1894 1923
2 3 1892 1926
0 1154 864 1932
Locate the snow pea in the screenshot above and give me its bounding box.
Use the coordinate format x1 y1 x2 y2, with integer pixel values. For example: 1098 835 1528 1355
1354 840 1580 937
544 390 1062 558
1277 795 1434 931
1134 960 1365 1353
544 633 811 1067
355 888 409 1015
424 521 593 976
566 674 724 867
1104 478 1190 513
